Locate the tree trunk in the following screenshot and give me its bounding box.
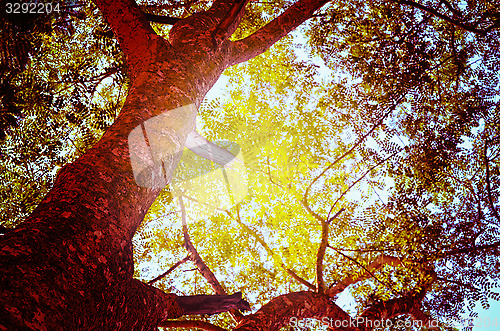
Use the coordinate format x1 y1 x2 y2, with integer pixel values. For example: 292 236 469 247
0 1 242 329
0 0 335 329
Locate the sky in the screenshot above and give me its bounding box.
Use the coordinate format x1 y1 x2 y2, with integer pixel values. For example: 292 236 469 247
201 31 500 330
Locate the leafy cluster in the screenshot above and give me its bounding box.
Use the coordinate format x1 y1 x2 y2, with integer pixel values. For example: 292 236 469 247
2 0 500 330
0 1 126 227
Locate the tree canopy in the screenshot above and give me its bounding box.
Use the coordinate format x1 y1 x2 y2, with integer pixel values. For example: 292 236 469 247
1 0 500 330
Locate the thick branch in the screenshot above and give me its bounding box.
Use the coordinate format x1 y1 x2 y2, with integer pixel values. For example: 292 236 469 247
160 320 227 330
326 255 402 297
316 220 329 293
175 292 250 315
234 291 359 331
179 196 227 295
228 0 331 65
130 274 248 321
212 0 251 47
143 12 181 24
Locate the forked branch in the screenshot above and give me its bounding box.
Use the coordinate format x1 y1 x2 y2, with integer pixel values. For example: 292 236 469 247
316 208 345 293
92 0 167 74
233 291 356 331
229 0 331 65
143 12 182 24
212 0 251 47
326 254 402 297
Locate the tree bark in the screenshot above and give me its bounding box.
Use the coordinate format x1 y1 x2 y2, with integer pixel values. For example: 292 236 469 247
0 0 333 330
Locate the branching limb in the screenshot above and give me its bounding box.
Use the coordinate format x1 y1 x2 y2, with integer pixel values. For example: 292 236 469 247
228 0 331 65
301 198 326 223
92 0 168 75
316 208 345 293
285 268 317 291
212 0 251 48
180 196 226 295
229 207 316 291
326 255 402 297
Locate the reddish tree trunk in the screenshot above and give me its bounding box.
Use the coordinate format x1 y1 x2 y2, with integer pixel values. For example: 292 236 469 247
0 0 245 329
0 0 369 330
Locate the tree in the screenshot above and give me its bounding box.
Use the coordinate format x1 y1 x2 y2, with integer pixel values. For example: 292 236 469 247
1 0 500 330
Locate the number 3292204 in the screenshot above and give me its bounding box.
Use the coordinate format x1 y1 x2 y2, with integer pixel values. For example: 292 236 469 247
6 2 60 14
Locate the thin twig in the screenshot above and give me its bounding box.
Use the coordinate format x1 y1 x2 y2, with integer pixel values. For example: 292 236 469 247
303 102 399 219
148 255 190 284
326 151 399 221
229 207 316 291
484 139 500 223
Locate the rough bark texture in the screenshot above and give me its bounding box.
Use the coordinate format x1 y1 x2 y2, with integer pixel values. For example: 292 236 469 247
0 0 333 330
0 0 434 329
